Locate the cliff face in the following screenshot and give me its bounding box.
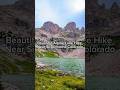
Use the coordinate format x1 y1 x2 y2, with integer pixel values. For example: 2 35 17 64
86 0 120 35
36 21 85 42
0 0 34 34
0 0 34 59
0 0 34 74
86 0 120 76
41 22 60 34
37 21 85 36
64 22 77 31
35 22 85 58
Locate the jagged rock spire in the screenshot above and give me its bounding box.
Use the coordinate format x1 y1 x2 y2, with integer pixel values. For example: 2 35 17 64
111 2 119 11
64 22 76 31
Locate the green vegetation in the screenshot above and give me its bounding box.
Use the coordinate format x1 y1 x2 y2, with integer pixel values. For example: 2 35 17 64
35 49 43 57
35 69 85 90
15 60 34 73
0 49 34 74
35 49 59 58
112 36 120 49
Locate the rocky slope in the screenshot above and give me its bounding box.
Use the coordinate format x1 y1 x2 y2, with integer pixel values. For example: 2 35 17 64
35 22 85 58
0 0 34 58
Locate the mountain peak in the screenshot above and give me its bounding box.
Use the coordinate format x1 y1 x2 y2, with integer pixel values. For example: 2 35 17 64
64 22 77 31
39 21 84 34
41 21 60 34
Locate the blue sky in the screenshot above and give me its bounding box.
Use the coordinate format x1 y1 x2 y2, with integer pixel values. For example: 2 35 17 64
35 0 85 28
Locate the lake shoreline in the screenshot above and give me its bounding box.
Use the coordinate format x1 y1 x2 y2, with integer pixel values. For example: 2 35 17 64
36 58 85 76
36 66 85 78
35 58 85 90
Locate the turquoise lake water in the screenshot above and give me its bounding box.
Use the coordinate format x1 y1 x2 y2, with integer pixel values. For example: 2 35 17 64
36 58 85 76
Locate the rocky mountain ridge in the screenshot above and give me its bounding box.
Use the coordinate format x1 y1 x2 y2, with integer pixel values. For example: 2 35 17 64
35 22 85 58
0 0 34 59
36 21 85 39
39 21 85 34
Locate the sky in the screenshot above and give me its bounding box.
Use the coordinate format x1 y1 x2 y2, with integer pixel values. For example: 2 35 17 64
0 0 17 5
35 0 85 28
1 0 119 28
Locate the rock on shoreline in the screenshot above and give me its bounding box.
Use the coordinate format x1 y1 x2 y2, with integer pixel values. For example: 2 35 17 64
36 62 46 68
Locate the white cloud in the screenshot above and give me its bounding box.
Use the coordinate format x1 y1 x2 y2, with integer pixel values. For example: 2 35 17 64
35 0 85 27
67 0 85 14
35 0 60 25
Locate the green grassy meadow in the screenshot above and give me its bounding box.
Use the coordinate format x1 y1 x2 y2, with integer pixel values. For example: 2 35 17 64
35 69 85 90
0 49 34 74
